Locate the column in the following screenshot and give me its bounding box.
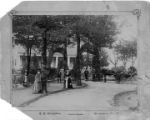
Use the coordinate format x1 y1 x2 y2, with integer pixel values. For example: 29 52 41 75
67 57 70 69
56 56 58 68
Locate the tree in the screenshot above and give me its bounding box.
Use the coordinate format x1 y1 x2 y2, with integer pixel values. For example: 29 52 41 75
38 15 117 84
80 15 118 81
13 16 40 76
31 53 39 71
53 15 86 86
108 49 119 68
127 40 137 66
34 16 63 65
66 15 117 82
115 40 137 68
34 15 78 70
13 15 118 84
80 41 93 67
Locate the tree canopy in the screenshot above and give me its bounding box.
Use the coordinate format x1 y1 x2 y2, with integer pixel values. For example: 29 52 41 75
13 15 118 82
115 40 137 68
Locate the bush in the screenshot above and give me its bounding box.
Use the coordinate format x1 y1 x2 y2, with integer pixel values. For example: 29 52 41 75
111 66 126 83
128 66 137 76
12 74 24 84
28 74 35 84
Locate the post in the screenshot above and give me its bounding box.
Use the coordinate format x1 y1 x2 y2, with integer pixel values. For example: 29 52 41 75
76 33 81 86
42 30 47 65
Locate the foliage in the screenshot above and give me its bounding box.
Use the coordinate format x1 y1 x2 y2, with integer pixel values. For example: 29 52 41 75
108 49 119 68
127 66 137 76
83 16 117 81
30 54 39 70
111 66 126 73
13 16 42 76
67 15 118 82
111 66 126 83
13 15 118 83
114 40 137 68
13 16 42 48
33 16 67 65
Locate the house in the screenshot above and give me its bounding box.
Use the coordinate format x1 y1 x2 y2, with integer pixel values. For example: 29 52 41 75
12 44 77 71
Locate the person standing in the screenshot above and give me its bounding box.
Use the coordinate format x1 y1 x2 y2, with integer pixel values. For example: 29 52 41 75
64 70 73 88
84 68 89 81
23 70 28 87
67 70 73 88
41 64 49 94
57 69 61 83
33 69 41 94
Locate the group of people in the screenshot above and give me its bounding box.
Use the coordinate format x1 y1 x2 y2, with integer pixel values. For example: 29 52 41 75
57 69 73 89
32 66 73 94
33 64 49 94
32 65 92 94
64 70 73 89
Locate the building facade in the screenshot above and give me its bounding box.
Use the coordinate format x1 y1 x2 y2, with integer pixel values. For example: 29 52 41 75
12 44 77 71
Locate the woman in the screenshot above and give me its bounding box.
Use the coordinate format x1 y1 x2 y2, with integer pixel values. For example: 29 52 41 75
65 70 73 89
57 69 61 83
33 69 41 94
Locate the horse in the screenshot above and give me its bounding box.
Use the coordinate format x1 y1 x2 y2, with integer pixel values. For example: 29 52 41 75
100 68 137 83
100 69 115 82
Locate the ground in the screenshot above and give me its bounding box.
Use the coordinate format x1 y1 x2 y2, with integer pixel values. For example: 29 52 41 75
12 80 144 120
17 81 138 111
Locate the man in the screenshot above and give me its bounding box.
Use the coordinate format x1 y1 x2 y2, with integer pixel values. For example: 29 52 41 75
84 68 89 81
41 64 49 94
57 69 61 83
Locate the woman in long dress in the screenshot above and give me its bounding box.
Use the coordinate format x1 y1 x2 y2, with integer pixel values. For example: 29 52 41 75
33 70 41 94
65 70 73 89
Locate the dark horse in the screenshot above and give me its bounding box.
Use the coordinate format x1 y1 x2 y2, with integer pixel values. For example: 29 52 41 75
100 68 137 83
100 69 115 82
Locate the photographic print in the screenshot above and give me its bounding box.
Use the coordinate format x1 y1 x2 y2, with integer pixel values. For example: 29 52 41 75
11 14 138 111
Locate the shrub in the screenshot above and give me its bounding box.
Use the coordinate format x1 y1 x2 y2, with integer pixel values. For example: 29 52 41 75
12 74 24 84
128 66 137 76
111 66 126 83
28 74 35 84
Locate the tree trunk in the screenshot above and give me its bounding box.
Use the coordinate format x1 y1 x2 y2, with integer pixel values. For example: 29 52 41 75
26 47 31 76
76 33 82 86
42 30 47 65
92 46 101 81
48 47 54 68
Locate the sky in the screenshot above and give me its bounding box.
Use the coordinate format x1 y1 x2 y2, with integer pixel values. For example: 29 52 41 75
106 14 138 69
114 15 137 42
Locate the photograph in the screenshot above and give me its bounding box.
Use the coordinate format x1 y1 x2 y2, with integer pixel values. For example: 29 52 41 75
12 14 138 111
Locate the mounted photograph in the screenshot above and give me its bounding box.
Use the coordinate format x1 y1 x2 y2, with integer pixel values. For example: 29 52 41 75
12 14 138 111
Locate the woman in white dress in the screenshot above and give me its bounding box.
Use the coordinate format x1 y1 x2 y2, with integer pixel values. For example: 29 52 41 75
33 70 41 94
